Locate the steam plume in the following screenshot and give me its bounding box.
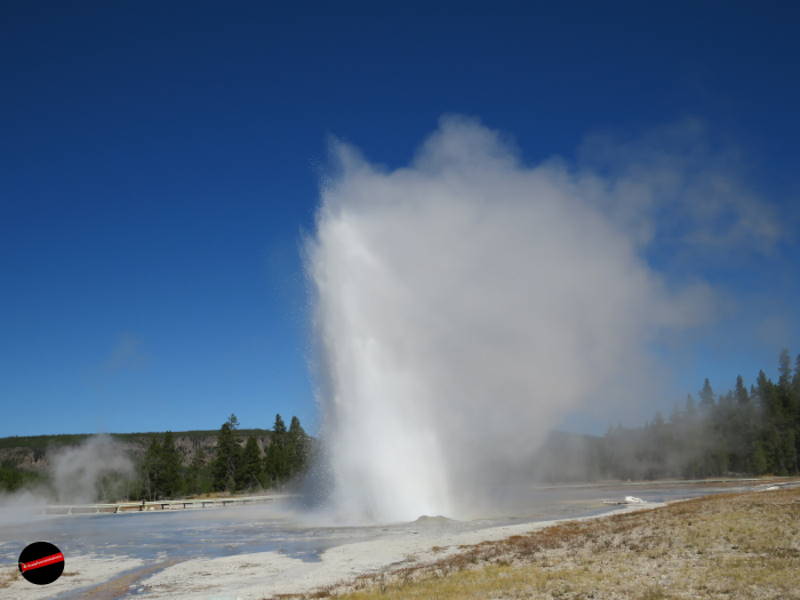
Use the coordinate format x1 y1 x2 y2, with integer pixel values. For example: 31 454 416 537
305 116 769 523
49 434 133 504
0 435 133 523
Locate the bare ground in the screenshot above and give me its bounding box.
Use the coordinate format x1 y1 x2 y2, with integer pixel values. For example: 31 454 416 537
282 487 800 600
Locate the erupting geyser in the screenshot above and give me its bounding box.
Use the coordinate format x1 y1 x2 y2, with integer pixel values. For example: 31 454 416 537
305 116 707 523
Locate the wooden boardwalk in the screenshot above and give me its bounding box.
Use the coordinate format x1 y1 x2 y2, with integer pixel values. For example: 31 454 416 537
43 493 296 515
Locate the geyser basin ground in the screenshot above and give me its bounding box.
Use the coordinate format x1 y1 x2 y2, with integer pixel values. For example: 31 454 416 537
0 480 774 599
327 484 800 600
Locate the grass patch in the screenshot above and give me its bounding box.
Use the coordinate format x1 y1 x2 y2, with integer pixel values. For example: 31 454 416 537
0 567 18 589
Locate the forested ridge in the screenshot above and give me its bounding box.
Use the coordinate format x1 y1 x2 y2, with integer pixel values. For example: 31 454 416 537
0 413 311 501
134 413 311 500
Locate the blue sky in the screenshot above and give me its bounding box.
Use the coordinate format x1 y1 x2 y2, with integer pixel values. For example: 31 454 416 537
2 2 799 436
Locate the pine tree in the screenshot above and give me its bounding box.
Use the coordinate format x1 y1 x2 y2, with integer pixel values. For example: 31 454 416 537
185 446 208 495
730 376 754 473
735 376 749 405
699 379 715 413
212 416 241 492
793 354 800 397
238 436 263 490
288 416 309 474
160 431 182 498
778 349 792 390
757 369 785 473
141 437 162 500
264 414 289 486
228 413 240 430
756 370 774 415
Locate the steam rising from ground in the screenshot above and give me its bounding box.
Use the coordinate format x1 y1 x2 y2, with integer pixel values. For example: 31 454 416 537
306 116 774 523
49 435 133 504
0 435 133 523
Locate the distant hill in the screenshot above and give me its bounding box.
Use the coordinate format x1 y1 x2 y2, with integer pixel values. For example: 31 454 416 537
0 429 274 472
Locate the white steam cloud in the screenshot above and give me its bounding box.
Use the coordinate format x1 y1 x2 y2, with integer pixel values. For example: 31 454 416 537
0 435 133 523
305 116 775 523
49 434 133 504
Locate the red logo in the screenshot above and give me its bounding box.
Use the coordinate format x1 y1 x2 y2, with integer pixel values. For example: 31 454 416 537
20 552 65 572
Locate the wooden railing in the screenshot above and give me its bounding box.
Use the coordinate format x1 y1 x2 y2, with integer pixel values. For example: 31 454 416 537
43 493 297 514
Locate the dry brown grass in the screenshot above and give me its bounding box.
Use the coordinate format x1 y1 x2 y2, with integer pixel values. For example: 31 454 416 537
277 487 800 600
0 566 18 589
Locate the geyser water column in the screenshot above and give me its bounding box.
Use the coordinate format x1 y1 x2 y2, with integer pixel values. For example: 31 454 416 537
307 198 454 522
306 116 703 523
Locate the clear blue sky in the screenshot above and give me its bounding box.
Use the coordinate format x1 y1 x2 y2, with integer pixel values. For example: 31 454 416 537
2 2 799 436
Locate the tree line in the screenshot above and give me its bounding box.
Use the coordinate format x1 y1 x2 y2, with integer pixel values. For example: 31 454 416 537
135 413 310 500
3 350 799 497
590 349 800 480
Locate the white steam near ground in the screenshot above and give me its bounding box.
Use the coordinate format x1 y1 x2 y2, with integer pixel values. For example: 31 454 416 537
0 435 133 523
305 116 780 523
49 435 133 504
